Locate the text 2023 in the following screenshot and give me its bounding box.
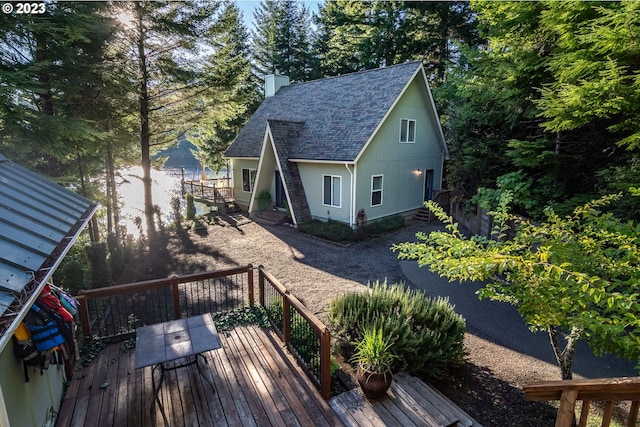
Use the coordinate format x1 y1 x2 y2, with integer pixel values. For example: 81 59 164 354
15 3 46 14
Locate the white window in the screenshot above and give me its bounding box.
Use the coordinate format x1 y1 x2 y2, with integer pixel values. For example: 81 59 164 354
242 168 256 192
322 175 341 207
371 175 383 206
400 119 416 143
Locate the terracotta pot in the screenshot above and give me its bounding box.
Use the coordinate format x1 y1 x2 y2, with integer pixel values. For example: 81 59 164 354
356 366 392 399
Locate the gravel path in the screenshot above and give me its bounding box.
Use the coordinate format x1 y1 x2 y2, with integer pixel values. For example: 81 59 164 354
168 216 436 323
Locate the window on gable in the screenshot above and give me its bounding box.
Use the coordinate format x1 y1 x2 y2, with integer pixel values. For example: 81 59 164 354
242 168 256 192
400 119 416 143
371 175 383 206
323 175 341 207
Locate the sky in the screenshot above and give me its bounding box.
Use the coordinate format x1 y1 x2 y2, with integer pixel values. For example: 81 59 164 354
235 0 324 29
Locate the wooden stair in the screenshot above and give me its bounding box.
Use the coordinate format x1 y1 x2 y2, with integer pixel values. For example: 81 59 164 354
414 207 433 222
329 372 482 427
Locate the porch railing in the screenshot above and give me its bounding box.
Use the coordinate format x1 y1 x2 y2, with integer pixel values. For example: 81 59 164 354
76 265 254 339
75 265 332 400
523 377 640 427
181 180 233 203
257 266 332 400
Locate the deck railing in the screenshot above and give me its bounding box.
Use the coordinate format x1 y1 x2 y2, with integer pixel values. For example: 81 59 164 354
76 265 254 339
523 377 640 427
75 265 332 400
181 180 233 203
258 266 332 400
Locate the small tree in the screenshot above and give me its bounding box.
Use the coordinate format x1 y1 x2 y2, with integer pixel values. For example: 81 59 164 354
393 193 640 380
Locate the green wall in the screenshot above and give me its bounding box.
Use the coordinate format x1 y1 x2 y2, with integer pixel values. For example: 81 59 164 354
298 163 351 223
229 158 259 209
0 345 65 427
356 71 445 221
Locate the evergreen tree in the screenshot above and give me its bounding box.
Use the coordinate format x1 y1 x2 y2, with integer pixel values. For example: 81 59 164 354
0 2 113 177
252 0 315 83
0 2 119 242
444 1 640 219
110 1 220 245
191 1 259 172
314 1 478 80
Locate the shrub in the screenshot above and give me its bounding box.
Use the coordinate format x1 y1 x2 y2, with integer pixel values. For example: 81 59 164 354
256 191 272 211
328 281 467 381
300 215 405 242
185 193 196 220
362 214 404 235
298 219 354 242
85 242 112 288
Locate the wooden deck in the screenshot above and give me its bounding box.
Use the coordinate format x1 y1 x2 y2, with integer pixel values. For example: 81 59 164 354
56 324 481 427
330 373 482 427
56 325 342 427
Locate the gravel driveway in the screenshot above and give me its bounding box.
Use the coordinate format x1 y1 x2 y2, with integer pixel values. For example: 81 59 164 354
168 215 436 322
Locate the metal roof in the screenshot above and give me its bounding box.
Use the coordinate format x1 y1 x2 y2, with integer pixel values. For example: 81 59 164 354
0 154 98 351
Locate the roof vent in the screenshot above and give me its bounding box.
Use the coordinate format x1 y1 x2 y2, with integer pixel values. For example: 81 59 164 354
265 74 289 98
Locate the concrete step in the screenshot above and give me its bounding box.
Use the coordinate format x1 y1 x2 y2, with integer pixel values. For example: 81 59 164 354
252 210 289 226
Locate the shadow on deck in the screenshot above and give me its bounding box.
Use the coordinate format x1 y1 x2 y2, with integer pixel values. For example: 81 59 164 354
57 325 341 427
56 323 482 427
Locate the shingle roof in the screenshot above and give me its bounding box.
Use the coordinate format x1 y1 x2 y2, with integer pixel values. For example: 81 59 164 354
0 154 98 351
224 61 424 162
267 119 311 224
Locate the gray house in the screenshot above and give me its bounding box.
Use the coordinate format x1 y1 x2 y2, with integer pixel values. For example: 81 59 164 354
224 61 448 227
0 154 97 426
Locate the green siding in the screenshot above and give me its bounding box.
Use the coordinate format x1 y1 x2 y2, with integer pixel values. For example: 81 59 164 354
0 346 65 426
356 72 444 221
298 163 351 223
230 159 259 209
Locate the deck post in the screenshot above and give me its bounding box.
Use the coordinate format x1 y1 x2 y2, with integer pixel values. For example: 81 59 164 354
248 265 254 306
320 329 332 399
283 297 291 346
171 276 181 319
76 292 91 338
258 266 266 307
556 389 578 427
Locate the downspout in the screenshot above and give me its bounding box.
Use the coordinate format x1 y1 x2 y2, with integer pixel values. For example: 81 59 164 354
345 163 355 227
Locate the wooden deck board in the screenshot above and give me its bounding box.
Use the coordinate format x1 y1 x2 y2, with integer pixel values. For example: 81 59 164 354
57 324 480 427
57 325 340 427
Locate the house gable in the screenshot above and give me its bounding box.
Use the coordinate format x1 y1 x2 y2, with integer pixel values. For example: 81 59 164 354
353 68 447 222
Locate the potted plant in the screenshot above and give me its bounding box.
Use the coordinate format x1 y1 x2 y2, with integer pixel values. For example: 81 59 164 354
351 327 396 399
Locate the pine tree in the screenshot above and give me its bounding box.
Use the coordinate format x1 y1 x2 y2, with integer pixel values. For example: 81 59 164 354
110 1 221 244
0 2 114 176
314 1 478 80
252 0 315 84
191 1 259 172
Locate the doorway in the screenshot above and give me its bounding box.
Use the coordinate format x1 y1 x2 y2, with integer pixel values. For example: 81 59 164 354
424 169 434 201
275 170 286 209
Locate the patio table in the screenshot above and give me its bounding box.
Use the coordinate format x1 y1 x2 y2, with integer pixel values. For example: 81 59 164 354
134 314 221 420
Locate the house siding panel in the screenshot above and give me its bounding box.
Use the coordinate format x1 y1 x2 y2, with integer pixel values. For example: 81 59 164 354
298 163 350 223
1 345 65 427
356 74 445 221
231 159 259 210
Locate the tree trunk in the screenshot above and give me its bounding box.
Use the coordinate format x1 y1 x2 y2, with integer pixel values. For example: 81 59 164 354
136 3 155 242
548 325 579 381
105 141 120 240
76 153 99 243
